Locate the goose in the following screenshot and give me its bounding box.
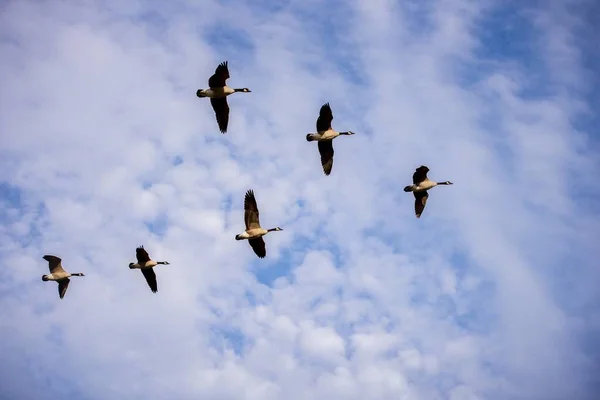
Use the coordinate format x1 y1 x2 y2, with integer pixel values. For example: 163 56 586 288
235 189 283 258
41 255 85 299
403 165 453 218
196 61 251 134
128 246 170 293
306 103 355 175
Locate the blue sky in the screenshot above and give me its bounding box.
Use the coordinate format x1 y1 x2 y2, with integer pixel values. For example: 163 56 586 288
1 0 599 399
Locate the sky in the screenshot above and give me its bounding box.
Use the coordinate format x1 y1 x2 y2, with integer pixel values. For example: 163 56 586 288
0 0 599 399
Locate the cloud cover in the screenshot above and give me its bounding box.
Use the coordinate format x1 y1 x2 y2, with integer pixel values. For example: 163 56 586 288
0 0 599 399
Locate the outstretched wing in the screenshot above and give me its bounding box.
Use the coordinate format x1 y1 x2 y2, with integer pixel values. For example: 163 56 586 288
58 278 70 299
248 237 266 258
414 191 429 218
136 246 150 264
244 189 261 230
208 61 230 88
316 102 333 132
43 255 65 274
413 165 429 184
141 268 158 293
210 97 230 134
318 140 334 176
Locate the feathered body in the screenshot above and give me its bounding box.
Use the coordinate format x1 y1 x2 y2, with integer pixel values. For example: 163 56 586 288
306 103 355 175
235 189 283 258
41 255 85 299
403 165 453 218
196 61 251 133
128 246 170 293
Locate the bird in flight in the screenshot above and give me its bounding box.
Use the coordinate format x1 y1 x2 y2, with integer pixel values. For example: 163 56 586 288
196 61 251 134
128 246 170 293
41 255 85 299
235 189 283 258
403 165 453 218
306 102 355 175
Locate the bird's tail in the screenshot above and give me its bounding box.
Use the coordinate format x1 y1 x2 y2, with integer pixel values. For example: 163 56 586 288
403 185 413 192
306 133 319 142
196 89 207 98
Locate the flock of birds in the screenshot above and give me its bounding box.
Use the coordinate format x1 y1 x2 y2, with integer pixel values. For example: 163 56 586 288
40 61 454 299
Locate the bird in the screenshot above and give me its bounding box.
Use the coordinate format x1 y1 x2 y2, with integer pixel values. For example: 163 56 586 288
41 255 85 299
196 61 251 133
128 246 170 293
235 189 283 258
403 165 453 218
306 102 355 175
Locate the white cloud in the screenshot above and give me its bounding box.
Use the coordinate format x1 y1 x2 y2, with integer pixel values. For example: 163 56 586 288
0 0 599 399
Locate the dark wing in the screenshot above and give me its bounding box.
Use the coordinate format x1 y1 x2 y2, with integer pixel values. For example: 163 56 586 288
136 246 150 264
43 255 65 274
210 97 230 134
316 103 333 132
244 189 261 230
141 268 158 293
208 61 230 88
248 237 266 258
58 278 70 299
318 140 334 176
414 191 429 218
412 165 430 184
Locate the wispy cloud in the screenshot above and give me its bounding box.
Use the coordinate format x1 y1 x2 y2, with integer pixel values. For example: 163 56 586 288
1 0 599 399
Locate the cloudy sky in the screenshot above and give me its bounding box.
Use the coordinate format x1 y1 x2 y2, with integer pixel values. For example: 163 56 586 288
1 0 599 399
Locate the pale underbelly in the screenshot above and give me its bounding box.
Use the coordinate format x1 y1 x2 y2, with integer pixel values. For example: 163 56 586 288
244 229 267 238
204 88 233 98
414 185 434 192
47 275 69 281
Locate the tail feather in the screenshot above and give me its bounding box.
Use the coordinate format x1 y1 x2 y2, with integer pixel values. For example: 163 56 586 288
306 134 318 142
196 89 206 98
403 185 413 192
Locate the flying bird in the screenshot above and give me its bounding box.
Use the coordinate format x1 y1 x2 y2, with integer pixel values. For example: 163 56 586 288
128 246 170 293
196 61 251 133
41 255 85 299
235 189 283 258
306 102 355 175
403 165 453 218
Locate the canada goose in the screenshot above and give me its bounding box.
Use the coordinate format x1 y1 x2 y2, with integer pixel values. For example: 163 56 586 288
128 246 170 293
196 61 251 133
403 165 453 218
41 255 85 299
235 189 283 258
306 102 355 175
